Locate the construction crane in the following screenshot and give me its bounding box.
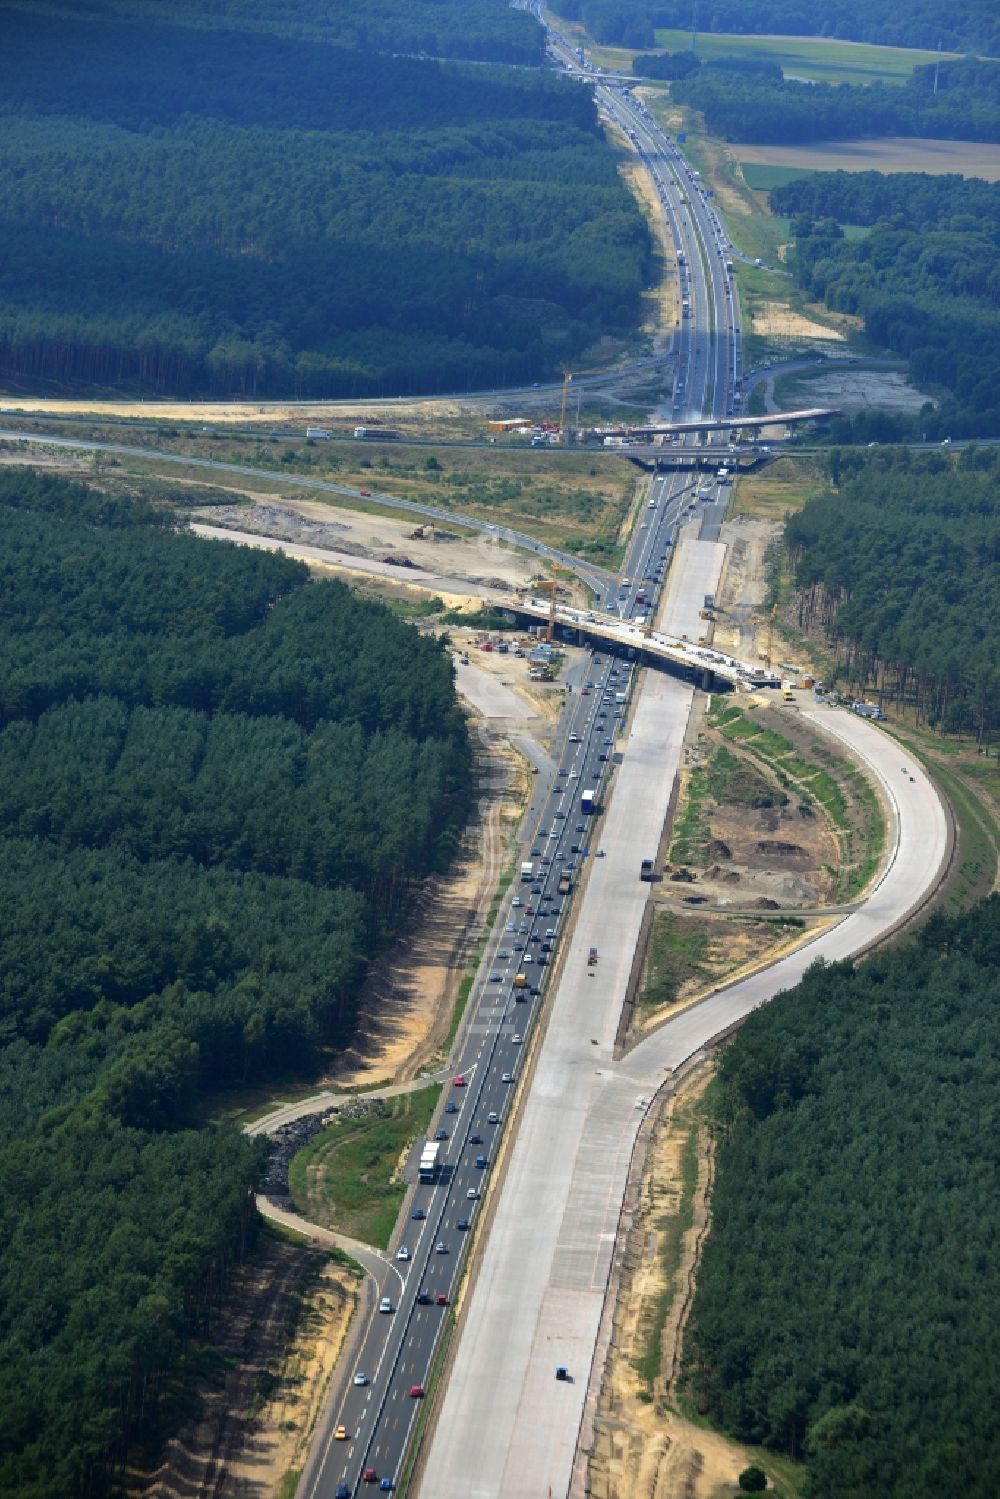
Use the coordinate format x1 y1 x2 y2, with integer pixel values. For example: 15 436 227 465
559 366 573 443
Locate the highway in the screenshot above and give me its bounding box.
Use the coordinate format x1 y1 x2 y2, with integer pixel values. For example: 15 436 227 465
48 20 942 1497
416 31 946 1499
293 29 755 1493
0 428 613 599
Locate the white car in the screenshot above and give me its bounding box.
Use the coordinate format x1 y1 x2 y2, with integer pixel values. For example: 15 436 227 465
354 1371 369 1386
396 1245 410 1261
379 1297 394 1313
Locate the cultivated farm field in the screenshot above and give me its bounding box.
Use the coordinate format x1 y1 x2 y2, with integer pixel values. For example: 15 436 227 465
651 29 951 85
738 136 1000 182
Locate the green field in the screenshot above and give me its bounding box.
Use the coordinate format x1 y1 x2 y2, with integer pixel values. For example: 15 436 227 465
652 29 951 84
741 163 816 192
288 1086 442 1248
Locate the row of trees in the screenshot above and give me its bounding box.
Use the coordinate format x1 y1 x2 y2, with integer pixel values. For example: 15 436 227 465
0 7 651 396
784 448 1000 739
551 0 998 53
772 169 1000 439
686 897 1000 1498
0 469 473 1494
671 57 1000 144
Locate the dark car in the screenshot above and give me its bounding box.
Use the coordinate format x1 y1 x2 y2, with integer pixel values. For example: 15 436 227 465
337 1485 351 1498
434 1128 448 1141
469 1132 483 1144
457 1217 470 1230
416 1290 432 1305
532 884 542 894
411 1207 426 1220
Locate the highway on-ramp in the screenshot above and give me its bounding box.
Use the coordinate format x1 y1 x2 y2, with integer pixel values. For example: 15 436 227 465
419 697 949 1499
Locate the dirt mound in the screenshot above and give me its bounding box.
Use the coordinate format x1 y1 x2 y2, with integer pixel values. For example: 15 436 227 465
754 839 808 862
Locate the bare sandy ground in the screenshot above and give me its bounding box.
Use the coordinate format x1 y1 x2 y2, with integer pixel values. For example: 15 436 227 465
751 300 846 341
781 366 931 414
588 1064 778 1499
736 135 1000 180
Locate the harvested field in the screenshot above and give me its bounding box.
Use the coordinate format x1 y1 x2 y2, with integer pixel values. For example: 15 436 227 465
736 136 1000 181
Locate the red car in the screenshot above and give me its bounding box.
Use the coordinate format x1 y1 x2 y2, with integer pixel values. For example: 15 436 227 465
363 1469 378 1484
409 1384 424 1398
436 1293 449 1306
452 1074 466 1087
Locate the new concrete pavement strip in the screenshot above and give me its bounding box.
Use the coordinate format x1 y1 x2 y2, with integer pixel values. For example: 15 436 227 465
420 671 694 1498
658 537 726 640
419 693 948 1499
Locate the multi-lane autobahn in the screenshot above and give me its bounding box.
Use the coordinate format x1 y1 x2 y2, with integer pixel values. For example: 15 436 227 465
295 35 745 1496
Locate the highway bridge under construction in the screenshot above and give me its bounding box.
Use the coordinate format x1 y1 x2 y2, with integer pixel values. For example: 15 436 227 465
595 406 838 442
512 595 780 690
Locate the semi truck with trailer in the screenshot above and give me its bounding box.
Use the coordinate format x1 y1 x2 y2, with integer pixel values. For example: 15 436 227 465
418 1142 441 1183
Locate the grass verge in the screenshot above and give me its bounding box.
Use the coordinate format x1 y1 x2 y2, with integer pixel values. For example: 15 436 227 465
709 703 884 901
288 1086 442 1249
727 455 830 521
637 911 711 1014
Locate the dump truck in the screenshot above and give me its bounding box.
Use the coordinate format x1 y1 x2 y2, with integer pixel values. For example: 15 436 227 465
557 872 572 896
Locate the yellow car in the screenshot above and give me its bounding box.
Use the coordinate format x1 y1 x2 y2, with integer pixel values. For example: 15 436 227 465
335 1425 349 1441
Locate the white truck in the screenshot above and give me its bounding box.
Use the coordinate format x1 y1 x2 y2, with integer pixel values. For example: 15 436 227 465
418 1142 441 1183
520 861 534 882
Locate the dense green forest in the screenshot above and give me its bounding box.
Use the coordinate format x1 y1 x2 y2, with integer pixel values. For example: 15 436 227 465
551 0 999 54
667 57 1000 143
785 448 1000 738
686 897 1000 1498
0 468 471 1496
31 0 544 64
771 169 1000 439
0 4 652 397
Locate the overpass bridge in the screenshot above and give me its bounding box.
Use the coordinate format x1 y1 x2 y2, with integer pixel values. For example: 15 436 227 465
512 596 778 690
597 407 838 441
